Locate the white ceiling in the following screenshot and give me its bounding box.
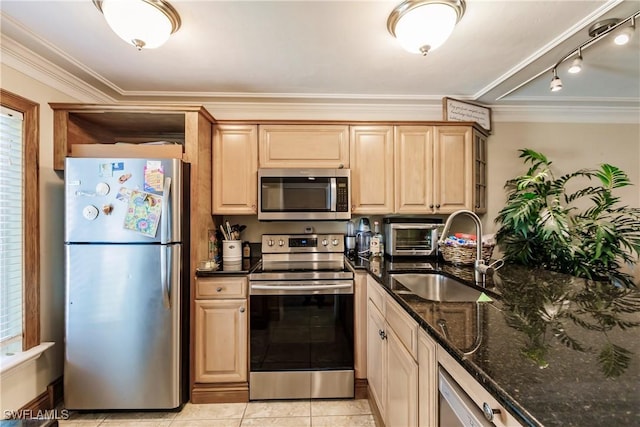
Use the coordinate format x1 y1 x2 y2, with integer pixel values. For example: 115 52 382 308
1 0 639 119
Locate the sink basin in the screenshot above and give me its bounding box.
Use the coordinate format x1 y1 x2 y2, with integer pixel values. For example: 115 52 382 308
390 273 483 302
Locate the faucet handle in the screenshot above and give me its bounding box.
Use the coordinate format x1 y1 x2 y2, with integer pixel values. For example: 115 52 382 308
488 259 504 271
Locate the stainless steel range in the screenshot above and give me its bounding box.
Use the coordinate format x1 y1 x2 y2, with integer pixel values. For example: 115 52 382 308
249 233 355 400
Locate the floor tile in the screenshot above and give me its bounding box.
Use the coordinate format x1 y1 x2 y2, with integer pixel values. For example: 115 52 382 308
311 399 371 416
98 422 172 427
171 420 241 427
311 414 376 427
173 402 247 420
244 400 311 418
241 417 311 427
102 411 177 422
58 422 103 427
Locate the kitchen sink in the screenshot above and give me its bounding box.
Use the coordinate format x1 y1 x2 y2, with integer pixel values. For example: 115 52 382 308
390 273 484 302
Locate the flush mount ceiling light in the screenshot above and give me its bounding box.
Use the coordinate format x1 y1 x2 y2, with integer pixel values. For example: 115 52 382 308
549 11 639 92
93 0 181 50
387 0 466 56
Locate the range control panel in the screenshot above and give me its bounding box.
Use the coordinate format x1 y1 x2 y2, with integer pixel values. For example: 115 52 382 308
261 234 345 254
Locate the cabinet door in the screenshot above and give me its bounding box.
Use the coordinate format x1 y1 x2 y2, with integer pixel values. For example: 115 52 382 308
367 299 387 419
259 124 349 168
212 124 258 214
433 126 473 213
194 299 248 383
387 327 418 427
350 125 394 214
418 329 437 427
473 130 488 213
394 126 434 214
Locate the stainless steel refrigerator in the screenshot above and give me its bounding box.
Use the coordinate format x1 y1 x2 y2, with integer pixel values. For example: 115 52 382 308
64 157 189 410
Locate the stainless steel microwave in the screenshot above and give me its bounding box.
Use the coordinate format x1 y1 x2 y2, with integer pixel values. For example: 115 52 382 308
258 168 351 220
384 217 443 257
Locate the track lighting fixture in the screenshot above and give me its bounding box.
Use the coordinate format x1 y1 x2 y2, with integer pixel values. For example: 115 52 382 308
549 10 638 92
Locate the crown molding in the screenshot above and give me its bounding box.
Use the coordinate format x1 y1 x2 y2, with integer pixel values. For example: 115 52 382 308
0 35 114 103
1 33 638 124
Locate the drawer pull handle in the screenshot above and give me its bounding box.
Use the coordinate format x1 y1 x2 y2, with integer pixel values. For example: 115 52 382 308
216 287 223 292
379 329 387 340
482 402 501 422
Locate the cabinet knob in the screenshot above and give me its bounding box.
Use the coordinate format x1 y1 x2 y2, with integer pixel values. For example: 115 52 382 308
429 204 434 209
436 204 440 208
482 402 501 422
378 329 387 340
216 287 223 292
239 307 246 313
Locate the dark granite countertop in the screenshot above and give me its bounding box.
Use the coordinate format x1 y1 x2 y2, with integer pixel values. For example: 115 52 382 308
348 255 640 427
195 257 260 276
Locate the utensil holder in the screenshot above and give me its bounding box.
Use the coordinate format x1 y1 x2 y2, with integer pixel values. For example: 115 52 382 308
223 240 242 262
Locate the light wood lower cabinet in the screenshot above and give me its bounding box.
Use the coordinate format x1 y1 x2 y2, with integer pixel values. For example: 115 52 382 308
418 328 437 427
193 276 248 403
366 275 419 427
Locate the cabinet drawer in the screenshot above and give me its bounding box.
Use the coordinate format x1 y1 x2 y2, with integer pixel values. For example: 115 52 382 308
367 275 386 313
196 277 247 299
385 295 418 360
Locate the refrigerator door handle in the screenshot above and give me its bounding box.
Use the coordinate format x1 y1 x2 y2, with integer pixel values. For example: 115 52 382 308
161 245 171 310
161 177 172 244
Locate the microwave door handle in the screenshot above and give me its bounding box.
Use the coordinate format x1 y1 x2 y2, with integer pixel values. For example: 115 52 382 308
330 177 337 212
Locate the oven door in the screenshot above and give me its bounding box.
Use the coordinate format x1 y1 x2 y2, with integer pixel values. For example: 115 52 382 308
249 280 354 399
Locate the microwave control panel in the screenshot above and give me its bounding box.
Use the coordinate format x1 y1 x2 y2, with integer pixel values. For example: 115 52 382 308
336 177 349 212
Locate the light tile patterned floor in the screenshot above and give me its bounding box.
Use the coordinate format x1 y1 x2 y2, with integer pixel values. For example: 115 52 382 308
58 399 375 427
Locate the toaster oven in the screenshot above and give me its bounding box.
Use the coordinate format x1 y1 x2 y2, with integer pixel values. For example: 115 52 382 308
384 217 443 257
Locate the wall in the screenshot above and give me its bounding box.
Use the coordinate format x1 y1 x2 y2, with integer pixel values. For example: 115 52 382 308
0 64 79 411
484 121 640 283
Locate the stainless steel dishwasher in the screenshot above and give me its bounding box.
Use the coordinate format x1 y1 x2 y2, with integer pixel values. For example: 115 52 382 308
439 367 494 427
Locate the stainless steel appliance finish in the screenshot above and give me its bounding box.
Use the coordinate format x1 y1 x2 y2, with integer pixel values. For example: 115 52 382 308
384 217 443 257
439 368 493 427
64 157 187 410
258 168 350 220
249 233 355 400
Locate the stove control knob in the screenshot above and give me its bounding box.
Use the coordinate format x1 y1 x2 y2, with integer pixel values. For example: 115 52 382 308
267 239 275 246
278 239 285 247
322 239 328 246
332 239 339 246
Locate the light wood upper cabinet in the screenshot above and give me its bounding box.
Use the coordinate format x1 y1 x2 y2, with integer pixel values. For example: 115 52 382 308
394 126 434 213
259 124 349 168
350 125 394 214
212 124 258 215
433 126 473 213
473 130 488 214
194 276 248 384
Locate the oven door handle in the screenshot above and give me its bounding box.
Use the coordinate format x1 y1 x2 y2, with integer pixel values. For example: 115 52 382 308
250 282 353 295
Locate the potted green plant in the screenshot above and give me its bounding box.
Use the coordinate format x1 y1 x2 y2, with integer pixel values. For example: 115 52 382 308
494 149 640 288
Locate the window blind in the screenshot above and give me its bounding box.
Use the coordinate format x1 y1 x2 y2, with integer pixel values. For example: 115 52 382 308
0 105 24 350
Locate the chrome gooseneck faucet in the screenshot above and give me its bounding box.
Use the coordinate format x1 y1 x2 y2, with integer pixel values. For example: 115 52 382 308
438 210 495 286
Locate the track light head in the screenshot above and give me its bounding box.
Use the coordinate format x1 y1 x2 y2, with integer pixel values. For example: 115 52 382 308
550 69 563 92
568 55 583 74
614 25 635 45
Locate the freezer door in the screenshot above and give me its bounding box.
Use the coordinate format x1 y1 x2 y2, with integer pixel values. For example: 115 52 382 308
65 157 182 244
64 243 182 410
